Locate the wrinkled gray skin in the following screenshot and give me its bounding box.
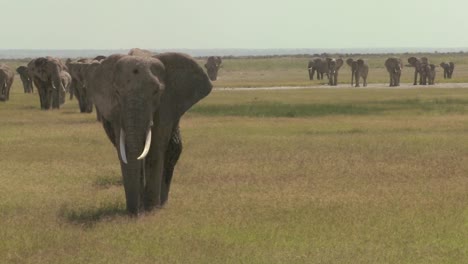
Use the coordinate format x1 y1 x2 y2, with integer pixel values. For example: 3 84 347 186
307 58 329 80
326 58 344 86
16 66 33 93
66 58 95 113
128 48 155 57
0 64 14 102
440 62 455 79
385 58 403 87
204 56 222 81
88 53 212 215
27 57 68 109
407 57 430 85
346 58 368 87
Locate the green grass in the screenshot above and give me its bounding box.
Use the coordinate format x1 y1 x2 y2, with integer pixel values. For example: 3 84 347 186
1 73 468 263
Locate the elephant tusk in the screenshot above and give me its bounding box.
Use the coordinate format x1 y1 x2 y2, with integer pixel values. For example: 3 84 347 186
137 126 152 160
120 128 128 164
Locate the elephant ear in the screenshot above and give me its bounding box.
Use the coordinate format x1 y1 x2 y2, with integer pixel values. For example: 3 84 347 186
357 59 365 66
346 58 354 67
336 58 344 69
155 53 213 124
408 57 417 66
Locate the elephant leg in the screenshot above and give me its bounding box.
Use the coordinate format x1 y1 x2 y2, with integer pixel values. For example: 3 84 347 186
160 126 182 206
413 71 418 85
354 72 359 87
51 88 60 109
144 125 172 210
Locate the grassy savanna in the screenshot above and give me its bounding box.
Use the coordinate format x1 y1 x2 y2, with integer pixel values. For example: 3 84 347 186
1 74 468 263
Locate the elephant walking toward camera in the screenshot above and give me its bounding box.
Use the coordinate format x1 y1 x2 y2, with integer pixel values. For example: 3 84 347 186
66 59 95 113
440 62 455 79
16 66 33 93
204 56 222 81
327 58 344 86
385 58 403 87
0 64 14 102
307 58 329 80
87 53 212 215
407 57 431 85
346 58 368 87
27 57 69 109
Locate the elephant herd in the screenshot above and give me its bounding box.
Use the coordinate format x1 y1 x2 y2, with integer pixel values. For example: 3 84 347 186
308 56 455 87
1 50 214 215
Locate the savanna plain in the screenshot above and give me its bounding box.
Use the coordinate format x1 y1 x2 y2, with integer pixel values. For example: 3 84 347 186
1 53 468 263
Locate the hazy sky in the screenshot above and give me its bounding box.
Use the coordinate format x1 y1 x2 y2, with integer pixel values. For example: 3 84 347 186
2 0 468 49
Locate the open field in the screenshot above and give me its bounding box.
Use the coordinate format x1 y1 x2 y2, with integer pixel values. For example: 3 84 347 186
1 75 468 263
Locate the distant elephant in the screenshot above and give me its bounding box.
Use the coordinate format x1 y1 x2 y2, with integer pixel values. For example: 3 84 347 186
87 53 212 215
439 62 455 79
346 58 368 87
307 58 329 80
407 57 430 85
128 48 155 57
16 66 33 93
93 55 107 61
385 58 403 87
428 64 436 85
326 58 344 86
204 56 222 81
0 64 14 102
27 57 68 109
66 59 94 113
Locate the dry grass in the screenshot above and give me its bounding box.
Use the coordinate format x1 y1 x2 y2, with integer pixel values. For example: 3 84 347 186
1 70 468 263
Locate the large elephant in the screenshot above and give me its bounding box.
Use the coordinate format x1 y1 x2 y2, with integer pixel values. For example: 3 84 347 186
66 59 94 113
27 57 68 109
385 57 403 87
87 53 212 215
0 64 14 102
16 66 33 93
440 62 455 79
407 57 430 85
204 56 222 81
326 58 344 86
346 58 368 87
307 58 329 80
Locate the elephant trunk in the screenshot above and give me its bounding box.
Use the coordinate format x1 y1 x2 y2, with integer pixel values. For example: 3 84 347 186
0 82 6 101
119 101 154 215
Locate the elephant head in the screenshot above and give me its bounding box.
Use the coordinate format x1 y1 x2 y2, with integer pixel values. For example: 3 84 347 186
385 57 403 87
0 64 14 102
93 55 107 61
326 58 343 86
27 57 68 109
204 56 222 81
88 53 212 215
16 66 33 93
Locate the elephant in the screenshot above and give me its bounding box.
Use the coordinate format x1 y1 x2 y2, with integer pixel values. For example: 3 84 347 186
128 48 155 57
204 56 222 81
16 66 33 93
66 59 95 113
0 64 14 102
93 55 107 61
326 58 344 86
27 57 69 109
346 58 368 87
87 52 212 215
307 58 329 80
440 62 455 79
385 57 403 87
407 57 430 85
